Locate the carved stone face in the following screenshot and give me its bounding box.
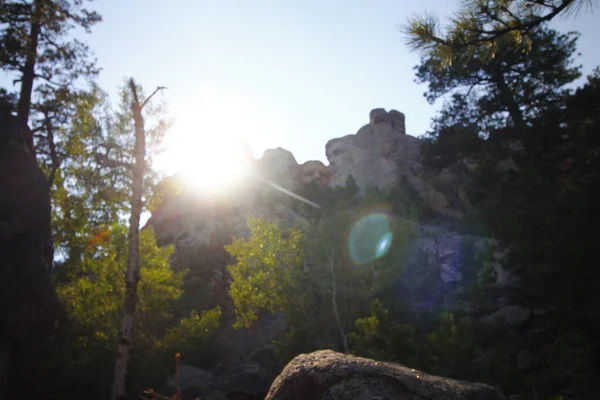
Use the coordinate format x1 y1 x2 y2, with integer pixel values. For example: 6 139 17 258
325 137 361 174
300 161 332 186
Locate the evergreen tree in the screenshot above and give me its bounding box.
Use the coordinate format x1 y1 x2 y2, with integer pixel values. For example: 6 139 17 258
409 4 600 394
404 0 595 62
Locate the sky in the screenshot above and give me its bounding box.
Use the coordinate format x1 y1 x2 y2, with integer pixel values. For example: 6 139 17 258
4 1 600 174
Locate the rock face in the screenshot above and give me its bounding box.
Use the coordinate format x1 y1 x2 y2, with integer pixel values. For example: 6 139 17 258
326 108 469 217
148 107 520 400
147 107 510 365
159 345 285 400
258 148 302 190
300 160 331 186
0 109 59 400
265 350 506 400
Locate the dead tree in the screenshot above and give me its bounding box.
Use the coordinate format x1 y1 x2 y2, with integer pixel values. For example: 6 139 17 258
111 80 165 400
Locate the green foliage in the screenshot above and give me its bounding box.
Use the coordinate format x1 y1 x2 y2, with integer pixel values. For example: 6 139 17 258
417 27 580 166
0 0 102 187
2 2 596 398
387 174 429 218
426 312 478 378
226 217 305 328
412 4 600 395
161 306 222 353
349 299 420 367
404 0 594 64
228 182 420 361
41 224 222 398
46 81 169 278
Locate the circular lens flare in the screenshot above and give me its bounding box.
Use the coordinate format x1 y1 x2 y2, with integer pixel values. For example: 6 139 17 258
348 212 393 265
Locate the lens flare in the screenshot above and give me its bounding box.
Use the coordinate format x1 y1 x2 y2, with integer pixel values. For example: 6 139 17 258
348 212 393 265
375 231 393 258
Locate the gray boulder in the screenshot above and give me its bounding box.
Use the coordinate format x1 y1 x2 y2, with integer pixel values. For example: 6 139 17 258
265 350 506 400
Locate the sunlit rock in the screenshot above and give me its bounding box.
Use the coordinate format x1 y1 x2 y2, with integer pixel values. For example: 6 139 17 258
299 160 331 186
325 132 398 189
265 350 506 400
389 109 406 133
325 108 469 217
258 147 301 190
369 107 392 125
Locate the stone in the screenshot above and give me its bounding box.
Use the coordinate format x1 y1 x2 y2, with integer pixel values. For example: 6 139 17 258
0 112 58 400
259 147 301 189
300 160 331 186
388 109 406 134
325 132 398 190
159 346 284 400
265 350 506 400
369 108 391 126
160 365 226 400
325 109 469 217
482 305 532 327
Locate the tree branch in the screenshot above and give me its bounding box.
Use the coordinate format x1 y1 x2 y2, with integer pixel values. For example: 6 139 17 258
141 86 167 109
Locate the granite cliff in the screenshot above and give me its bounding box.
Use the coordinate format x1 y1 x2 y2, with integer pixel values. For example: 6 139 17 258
150 108 472 246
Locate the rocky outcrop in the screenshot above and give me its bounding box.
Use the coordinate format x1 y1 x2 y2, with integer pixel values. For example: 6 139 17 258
148 107 522 400
0 109 59 400
256 149 333 189
326 108 469 217
299 160 331 186
265 350 506 400
158 345 284 400
147 107 510 365
259 148 302 190
387 224 518 319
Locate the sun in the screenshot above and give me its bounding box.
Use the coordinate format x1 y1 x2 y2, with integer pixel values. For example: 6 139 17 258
179 135 253 192
154 103 257 194
165 133 254 193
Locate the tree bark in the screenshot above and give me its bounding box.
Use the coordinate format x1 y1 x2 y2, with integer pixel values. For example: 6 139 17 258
111 78 146 400
17 0 43 125
110 81 164 400
492 66 525 132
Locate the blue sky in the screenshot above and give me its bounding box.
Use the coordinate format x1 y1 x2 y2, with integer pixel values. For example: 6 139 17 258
4 1 600 173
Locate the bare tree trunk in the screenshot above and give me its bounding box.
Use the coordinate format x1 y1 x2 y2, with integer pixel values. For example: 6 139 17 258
111 79 146 400
328 249 348 353
17 0 43 125
111 80 164 400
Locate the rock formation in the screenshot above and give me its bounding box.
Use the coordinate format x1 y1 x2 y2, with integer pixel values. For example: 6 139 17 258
326 108 469 217
147 107 514 355
150 108 473 246
258 148 302 190
0 106 59 400
299 160 331 186
158 345 285 400
157 349 506 400
265 350 506 400
148 107 521 399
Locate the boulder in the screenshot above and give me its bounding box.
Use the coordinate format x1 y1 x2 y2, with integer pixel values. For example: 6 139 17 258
265 350 506 400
